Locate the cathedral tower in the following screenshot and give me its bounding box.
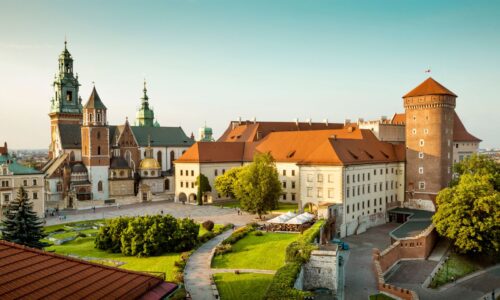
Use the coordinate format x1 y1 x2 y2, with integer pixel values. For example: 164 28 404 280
403 77 456 211
81 87 110 201
49 41 83 158
135 80 159 127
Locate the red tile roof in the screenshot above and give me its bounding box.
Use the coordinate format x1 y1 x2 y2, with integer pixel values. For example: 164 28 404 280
218 121 344 143
390 113 406 125
403 77 457 98
0 240 177 300
177 127 404 166
0 142 7 156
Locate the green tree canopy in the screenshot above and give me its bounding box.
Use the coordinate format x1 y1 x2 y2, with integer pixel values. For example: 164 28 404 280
214 166 243 199
433 173 500 253
196 173 212 205
452 154 500 190
233 153 282 219
0 187 47 249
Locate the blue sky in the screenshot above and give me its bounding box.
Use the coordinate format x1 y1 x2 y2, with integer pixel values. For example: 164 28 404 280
0 0 499 149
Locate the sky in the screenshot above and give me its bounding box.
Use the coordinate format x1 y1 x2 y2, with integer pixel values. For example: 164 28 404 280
0 0 499 149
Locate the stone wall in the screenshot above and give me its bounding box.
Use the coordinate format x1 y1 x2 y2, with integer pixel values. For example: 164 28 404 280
303 250 338 291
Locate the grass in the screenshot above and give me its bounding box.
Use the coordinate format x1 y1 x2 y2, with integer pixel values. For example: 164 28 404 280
429 252 481 288
44 219 225 282
212 231 298 270
199 224 225 236
211 200 300 213
369 293 396 300
214 273 274 300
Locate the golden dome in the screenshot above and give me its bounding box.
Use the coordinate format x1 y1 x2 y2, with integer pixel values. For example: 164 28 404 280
139 158 161 170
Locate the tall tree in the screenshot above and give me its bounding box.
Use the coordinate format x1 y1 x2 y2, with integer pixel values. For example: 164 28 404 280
196 173 212 205
234 153 282 219
433 173 500 253
1 187 47 249
452 154 500 189
214 166 243 199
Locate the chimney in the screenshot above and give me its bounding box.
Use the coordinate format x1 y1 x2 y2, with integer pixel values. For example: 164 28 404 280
294 118 299 126
344 119 351 126
238 116 242 124
252 117 256 124
306 118 312 125
380 115 387 122
357 118 364 124
323 118 328 126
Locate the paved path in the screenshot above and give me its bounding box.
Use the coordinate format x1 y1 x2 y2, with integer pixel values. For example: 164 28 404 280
184 229 234 300
342 223 399 300
427 238 450 262
211 268 276 275
45 201 258 226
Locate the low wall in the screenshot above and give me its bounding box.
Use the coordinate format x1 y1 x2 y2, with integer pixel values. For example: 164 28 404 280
371 224 437 300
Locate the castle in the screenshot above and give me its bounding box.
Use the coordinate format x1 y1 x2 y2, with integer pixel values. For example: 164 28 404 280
43 42 194 210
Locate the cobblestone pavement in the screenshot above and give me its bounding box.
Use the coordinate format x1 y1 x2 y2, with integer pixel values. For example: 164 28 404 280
45 201 260 226
342 223 399 300
386 260 438 284
184 229 234 300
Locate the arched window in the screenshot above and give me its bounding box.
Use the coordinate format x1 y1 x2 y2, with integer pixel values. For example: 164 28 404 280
170 150 175 169
157 151 162 169
97 146 101 155
89 113 93 122
98 181 103 192
70 151 75 161
165 179 170 190
97 113 101 123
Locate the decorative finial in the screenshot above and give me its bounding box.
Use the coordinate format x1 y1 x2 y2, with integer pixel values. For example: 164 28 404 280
147 134 151 147
92 81 95 87
64 35 67 49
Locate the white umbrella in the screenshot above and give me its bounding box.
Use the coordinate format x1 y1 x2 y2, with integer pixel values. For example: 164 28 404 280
285 212 315 225
267 211 297 224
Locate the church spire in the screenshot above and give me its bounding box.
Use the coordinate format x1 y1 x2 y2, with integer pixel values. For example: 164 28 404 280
135 80 157 127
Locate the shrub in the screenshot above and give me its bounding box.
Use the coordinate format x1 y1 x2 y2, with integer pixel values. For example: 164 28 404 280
170 287 186 300
174 259 187 269
214 223 234 235
222 224 255 245
202 220 215 232
173 271 184 284
198 232 215 243
76 232 87 238
254 230 264 236
215 243 232 256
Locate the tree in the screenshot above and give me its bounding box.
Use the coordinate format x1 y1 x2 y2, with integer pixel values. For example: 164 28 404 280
214 167 243 199
196 173 212 205
433 173 500 253
233 153 282 219
451 154 500 190
0 187 47 249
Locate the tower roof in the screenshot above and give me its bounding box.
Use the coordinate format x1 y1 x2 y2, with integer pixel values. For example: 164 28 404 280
84 86 107 109
403 77 457 98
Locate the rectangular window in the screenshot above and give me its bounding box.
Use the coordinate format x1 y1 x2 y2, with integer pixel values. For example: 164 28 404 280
352 187 356 197
23 180 27 186
4 194 9 202
307 187 313 197
419 167 424 174
362 201 365 209
362 185 365 194
357 174 360 182
362 173 365 181
380 182 383 191
347 175 350 184
317 188 323 197
282 193 287 200
368 173 370 181
191 170 194 176
373 169 376 175
214 169 218 176
283 181 287 188
292 170 295 176
328 174 334 183
419 152 424 159
291 181 296 189
180 182 183 188
347 189 350 198
1 181 8 187
33 179 37 186
180 170 183 176
347 205 350 214
379 198 382 205
357 203 360 210
373 199 377 206
191 182 194 188
352 204 355 212
328 189 334 198
307 174 313 182
419 181 425 190
419 139 425 147
291 193 296 201
33 192 38 200
317 174 323 182
368 185 371 193
374 184 377 192
283 169 286 176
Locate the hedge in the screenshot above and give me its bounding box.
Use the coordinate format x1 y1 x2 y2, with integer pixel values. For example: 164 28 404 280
263 220 325 299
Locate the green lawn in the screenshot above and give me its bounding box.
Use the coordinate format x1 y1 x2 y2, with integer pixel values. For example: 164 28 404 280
44 220 223 282
369 293 396 300
212 231 298 270
214 273 274 300
46 236 181 281
429 252 481 288
212 201 299 213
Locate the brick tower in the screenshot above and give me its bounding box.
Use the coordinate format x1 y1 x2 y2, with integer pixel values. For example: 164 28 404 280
403 77 456 211
48 41 83 158
81 87 110 201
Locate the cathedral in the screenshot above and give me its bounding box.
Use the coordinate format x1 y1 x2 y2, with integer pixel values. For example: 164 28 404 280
43 42 194 210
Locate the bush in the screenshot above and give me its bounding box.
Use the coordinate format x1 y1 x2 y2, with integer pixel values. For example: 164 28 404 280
170 287 186 300
76 232 87 238
198 232 215 243
254 230 264 236
202 220 215 232
173 272 184 284
214 223 234 235
94 215 199 257
215 243 232 256
222 224 255 245
264 220 324 299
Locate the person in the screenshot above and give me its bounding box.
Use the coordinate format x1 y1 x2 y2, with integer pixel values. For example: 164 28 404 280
161 209 164 215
